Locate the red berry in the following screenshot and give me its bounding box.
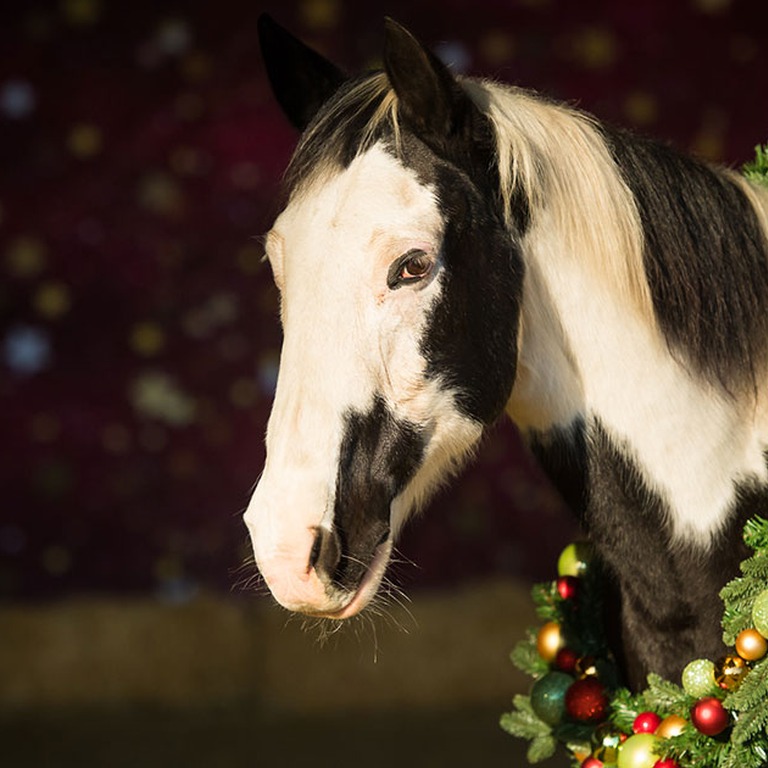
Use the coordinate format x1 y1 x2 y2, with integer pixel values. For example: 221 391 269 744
653 760 680 768
632 711 662 734
557 575 579 600
581 758 604 768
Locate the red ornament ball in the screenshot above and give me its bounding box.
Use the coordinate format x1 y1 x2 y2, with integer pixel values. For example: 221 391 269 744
565 677 609 722
555 647 579 673
652 760 680 768
690 697 729 736
557 575 579 600
632 711 662 734
581 758 604 768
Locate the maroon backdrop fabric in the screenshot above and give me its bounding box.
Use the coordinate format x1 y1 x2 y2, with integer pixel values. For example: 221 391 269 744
2 0 766 601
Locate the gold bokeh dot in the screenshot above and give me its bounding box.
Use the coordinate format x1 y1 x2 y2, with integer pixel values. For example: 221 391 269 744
130 322 166 356
42 545 72 575
61 0 101 26
300 0 340 30
624 92 657 126
34 281 72 319
480 31 515 66
6 236 47 278
230 377 258 408
68 123 103 159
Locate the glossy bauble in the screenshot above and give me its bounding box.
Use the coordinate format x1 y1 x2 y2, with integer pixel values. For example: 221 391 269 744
558 542 592 578
565 677 609 723
690 697 729 736
714 654 747 691
632 711 662 734
536 621 564 663
530 671 572 725
681 659 716 698
735 628 768 661
617 733 660 768
654 715 687 739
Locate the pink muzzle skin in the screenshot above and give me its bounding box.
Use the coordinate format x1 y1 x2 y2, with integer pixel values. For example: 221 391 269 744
259 537 393 619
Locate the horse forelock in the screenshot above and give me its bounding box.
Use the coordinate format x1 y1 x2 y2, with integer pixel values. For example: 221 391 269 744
284 72 402 199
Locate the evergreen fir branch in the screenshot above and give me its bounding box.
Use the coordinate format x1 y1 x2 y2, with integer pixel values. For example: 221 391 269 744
609 686 643 732
500 695 553 741
510 628 549 679
531 581 560 622
720 574 767 644
527 734 557 763
641 673 693 713
720 741 768 768
743 145 768 188
742 515 768 550
740 553 768 580
660 727 728 768
729 704 768 747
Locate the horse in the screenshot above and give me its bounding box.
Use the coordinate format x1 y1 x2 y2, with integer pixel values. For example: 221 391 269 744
246 14 768 691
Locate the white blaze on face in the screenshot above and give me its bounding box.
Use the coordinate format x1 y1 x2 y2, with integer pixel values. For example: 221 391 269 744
244 143 483 617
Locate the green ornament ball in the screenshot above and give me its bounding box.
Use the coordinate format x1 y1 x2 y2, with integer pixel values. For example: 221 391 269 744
530 671 572 725
751 589 768 637
557 542 592 578
617 733 660 768
682 658 717 697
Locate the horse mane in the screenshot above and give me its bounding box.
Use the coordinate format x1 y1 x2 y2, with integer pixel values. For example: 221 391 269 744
283 70 768 393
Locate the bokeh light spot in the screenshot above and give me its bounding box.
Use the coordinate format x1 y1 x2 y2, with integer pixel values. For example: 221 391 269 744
229 377 258 409
0 80 37 120
41 545 72 575
34 281 72 319
569 27 617 69
130 321 166 357
5 236 47 278
61 0 101 26
3 324 52 375
300 0 341 30
624 92 658 126
67 123 103 159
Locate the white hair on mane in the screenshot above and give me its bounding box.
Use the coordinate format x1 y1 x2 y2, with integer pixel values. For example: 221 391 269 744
461 79 653 323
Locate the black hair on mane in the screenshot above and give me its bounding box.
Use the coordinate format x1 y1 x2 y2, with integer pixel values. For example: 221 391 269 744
607 128 768 391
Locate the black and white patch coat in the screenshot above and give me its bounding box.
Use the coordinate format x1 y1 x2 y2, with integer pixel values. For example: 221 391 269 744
249 16 768 690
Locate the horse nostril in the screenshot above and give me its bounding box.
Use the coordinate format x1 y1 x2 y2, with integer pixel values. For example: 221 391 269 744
309 526 341 582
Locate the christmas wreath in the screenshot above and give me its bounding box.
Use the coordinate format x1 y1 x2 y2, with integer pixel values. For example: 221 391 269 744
500 515 768 768
501 146 768 768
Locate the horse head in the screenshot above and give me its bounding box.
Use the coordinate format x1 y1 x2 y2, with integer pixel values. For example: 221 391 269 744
245 16 525 618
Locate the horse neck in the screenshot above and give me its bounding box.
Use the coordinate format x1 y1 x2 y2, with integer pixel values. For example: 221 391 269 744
508 212 768 548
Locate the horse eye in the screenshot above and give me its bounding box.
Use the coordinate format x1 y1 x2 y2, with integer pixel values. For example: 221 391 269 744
387 249 434 289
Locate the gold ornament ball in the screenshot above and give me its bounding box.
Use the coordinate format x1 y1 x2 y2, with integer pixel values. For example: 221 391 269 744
736 628 768 661
714 654 747 691
536 621 563 662
655 714 687 739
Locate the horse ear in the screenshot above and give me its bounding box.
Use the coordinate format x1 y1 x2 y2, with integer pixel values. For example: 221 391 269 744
383 18 468 145
258 14 346 131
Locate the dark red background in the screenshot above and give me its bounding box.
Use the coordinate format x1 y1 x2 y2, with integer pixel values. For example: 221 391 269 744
2 0 766 601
